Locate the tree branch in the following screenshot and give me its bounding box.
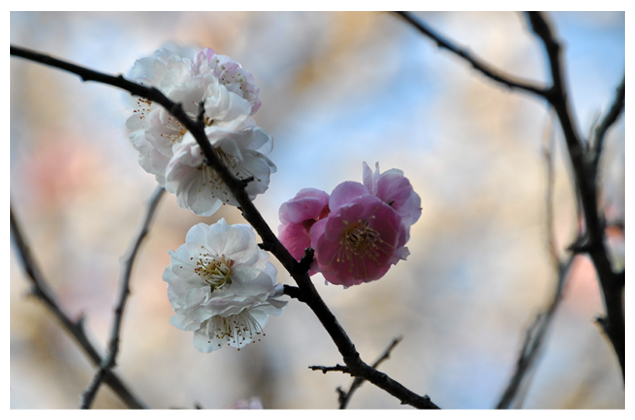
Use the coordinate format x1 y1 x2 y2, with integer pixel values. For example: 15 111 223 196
525 11 624 380
309 364 350 374
497 137 574 408
10 205 146 409
393 11 547 97
11 45 439 409
393 10 625 384
337 336 403 409
590 75 625 171
282 284 306 302
80 186 165 408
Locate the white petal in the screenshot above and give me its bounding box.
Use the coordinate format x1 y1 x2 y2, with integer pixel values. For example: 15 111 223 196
193 319 227 352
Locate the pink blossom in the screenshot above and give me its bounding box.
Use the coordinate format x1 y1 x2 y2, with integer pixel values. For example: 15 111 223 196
363 162 422 228
363 162 421 262
278 188 330 262
310 182 402 287
277 163 421 287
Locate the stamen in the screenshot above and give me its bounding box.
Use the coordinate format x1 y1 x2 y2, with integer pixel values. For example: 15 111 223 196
196 148 259 203
336 219 392 277
212 310 264 348
194 254 235 291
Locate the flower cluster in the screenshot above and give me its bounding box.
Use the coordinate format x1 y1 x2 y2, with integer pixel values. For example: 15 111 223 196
278 162 421 287
129 47 422 354
127 46 275 216
163 219 286 352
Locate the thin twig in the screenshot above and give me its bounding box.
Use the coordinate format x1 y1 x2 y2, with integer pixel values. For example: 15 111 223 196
10 205 146 409
309 365 351 374
525 11 624 380
80 186 165 409
393 12 547 97
497 129 573 408
338 336 403 409
11 45 439 409
590 75 625 171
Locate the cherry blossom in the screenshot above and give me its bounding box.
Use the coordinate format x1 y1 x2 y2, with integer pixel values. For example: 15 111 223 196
193 48 261 115
126 46 274 216
165 121 276 216
310 182 402 287
163 219 286 352
278 163 421 287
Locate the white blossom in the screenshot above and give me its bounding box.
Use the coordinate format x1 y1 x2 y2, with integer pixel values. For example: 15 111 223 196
163 219 286 352
166 122 276 216
126 46 273 215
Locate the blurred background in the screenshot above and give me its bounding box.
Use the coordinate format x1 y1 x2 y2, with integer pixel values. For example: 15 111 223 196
10 11 625 409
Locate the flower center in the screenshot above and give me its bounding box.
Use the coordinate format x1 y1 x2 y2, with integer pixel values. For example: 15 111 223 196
341 219 381 255
195 254 235 291
335 218 392 277
158 115 188 144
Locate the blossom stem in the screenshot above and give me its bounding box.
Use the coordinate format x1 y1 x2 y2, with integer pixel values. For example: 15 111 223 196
309 364 350 374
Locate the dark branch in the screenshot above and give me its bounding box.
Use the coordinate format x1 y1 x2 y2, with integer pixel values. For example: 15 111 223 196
394 7 624 392
196 100 206 128
309 364 350 374
10 205 146 409
80 186 165 408
298 248 315 274
11 45 440 409
591 76 625 170
525 11 624 380
282 284 306 302
393 11 547 97
338 336 403 409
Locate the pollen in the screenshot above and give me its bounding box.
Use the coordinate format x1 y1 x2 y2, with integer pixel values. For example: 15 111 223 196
195 254 235 291
336 219 390 276
340 220 382 255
